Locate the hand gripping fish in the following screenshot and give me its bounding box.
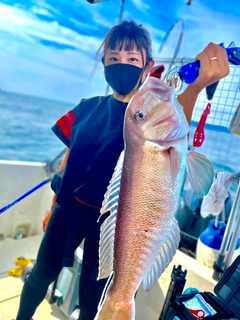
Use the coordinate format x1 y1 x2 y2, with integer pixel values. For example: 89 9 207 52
94 77 214 320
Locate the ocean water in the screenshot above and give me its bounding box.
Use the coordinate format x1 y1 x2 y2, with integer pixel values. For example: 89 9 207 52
0 90 239 176
0 90 74 163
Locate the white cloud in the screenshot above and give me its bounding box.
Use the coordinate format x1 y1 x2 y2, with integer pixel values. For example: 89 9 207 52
31 5 54 17
91 11 116 28
131 0 150 11
0 4 105 103
0 3 102 54
0 44 106 103
0 0 239 104
176 2 240 57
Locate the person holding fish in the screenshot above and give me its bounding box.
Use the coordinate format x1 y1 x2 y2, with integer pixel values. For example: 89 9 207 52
15 20 229 320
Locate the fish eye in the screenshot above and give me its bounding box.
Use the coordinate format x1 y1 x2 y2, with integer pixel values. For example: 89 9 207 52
134 110 145 121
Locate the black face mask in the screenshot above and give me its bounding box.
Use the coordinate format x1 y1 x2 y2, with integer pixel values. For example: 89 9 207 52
104 63 143 96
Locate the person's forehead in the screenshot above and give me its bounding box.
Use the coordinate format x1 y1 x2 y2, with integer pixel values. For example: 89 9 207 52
107 40 143 51
106 49 141 55
105 44 146 56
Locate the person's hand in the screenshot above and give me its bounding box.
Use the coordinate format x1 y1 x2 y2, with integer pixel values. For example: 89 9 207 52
42 194 57 232
42 209 53 232
191 42 230 93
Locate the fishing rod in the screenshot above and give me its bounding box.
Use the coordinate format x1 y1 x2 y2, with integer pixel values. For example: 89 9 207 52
0 175 53 214
0 147 67 214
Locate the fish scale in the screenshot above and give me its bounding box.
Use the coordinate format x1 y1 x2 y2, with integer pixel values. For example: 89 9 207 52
94 77 214 320
107 144 182 302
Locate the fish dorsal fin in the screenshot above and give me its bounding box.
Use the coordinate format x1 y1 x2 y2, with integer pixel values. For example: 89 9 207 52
97 150 125 280
186 151 214 198
142 218 180 292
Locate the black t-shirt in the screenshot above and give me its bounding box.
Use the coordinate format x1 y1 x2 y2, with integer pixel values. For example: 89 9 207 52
51 95 128 208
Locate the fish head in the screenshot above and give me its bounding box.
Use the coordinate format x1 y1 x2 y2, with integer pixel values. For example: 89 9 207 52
124 76 189 146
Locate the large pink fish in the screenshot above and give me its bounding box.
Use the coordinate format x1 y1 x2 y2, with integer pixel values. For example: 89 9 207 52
94 77 213 320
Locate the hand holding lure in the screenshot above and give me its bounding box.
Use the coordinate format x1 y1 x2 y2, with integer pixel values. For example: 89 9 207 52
164 42 240 147
164 43 240 95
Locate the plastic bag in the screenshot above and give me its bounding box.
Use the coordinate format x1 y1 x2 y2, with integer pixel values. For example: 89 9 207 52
229 103 240 135
200 172 232 218
183 179 201 211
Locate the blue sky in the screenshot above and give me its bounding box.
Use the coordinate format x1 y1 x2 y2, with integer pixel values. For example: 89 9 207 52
0 0 239 104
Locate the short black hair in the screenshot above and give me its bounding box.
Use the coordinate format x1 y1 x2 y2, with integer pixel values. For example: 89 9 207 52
100 20 153 65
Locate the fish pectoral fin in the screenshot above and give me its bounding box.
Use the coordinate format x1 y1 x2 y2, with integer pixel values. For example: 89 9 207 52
186 151 214 198
98 150 124 279
169 147 182 187
142 218 180 292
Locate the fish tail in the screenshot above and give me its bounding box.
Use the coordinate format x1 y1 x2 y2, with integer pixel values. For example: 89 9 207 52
94 295 135 320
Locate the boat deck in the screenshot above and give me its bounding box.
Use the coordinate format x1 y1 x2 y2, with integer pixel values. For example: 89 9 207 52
0 277 67 320
0 236 67 320
0 236 217 320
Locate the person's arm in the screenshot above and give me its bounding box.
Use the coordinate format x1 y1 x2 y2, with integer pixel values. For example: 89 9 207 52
42 148 70 232
178 42 230 125
177 85 201 125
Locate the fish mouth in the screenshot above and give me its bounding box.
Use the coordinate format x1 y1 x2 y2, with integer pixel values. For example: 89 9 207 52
146 138 172 149
152 113 175 127
147 137 184 147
